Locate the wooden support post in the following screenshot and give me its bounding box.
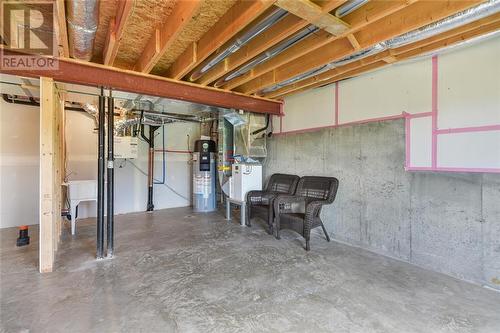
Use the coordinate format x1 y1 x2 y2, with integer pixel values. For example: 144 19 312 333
39 77 55 272
39 77 64 273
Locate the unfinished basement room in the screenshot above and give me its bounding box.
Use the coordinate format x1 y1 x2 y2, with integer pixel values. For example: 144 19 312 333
1 0 500 332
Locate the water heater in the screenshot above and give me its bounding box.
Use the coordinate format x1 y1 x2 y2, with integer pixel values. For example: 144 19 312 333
193 140 217 212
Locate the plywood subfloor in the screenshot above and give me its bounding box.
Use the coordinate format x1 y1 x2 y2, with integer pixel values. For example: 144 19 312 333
92 0 118 63
114 0 177 66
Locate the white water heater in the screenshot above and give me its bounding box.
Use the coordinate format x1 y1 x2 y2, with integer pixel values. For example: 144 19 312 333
231 163 262 201
193 140 217 212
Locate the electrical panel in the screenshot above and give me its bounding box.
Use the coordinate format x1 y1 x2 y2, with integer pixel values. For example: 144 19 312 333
114 136 138 159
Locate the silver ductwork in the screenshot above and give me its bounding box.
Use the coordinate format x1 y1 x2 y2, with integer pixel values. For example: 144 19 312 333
67 0 99 60
335 0 369 18
190 8 288 81
215 26 319 87
82 103 99 127
261 0 500 94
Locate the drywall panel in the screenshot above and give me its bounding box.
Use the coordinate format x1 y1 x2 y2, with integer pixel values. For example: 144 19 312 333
438 37 500 129
65 111 199 219
280 85 334 132
438 131 500 169
409 117 432 167
0 99 40 228
338 59 431 123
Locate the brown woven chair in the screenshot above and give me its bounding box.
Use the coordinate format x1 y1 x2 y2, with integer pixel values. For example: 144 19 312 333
246 173 300 233
273 176 339 251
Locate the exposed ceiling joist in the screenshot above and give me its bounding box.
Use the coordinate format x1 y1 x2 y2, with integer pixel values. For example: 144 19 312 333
221 0 417 90
269 16 500 98
238 0 483 94
197 0 348 86
166 0 277 80
275 0 349 35
55 0 69 58
197 14 307 85
103 0 135 66
0 50 282 115
134 0 202 73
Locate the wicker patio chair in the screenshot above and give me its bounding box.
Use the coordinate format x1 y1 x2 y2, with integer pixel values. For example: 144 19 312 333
246 173 300 232
273 176 339 251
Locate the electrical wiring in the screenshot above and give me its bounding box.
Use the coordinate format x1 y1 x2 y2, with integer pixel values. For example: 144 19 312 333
125 159 190 202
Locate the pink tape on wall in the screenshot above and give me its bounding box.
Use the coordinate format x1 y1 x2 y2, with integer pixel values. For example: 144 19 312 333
274 55 499 173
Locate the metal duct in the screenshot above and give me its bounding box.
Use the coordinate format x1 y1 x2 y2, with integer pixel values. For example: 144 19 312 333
67 0 99 60
114 115 175 136
190 8 288 81
82 103 99 127
215 26 319 87
335 0 369 18
261 0 500 94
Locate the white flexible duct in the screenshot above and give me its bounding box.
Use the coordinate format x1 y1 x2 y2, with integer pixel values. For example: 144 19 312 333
67 0 99 60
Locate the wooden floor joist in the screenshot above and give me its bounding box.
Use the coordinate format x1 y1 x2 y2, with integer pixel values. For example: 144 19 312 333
268 17 500 99
220 0 417 90
134 0 202 73
166 0 276 80
0 50 282 114
237 0 483 94
197 0 349 86
103 0 134 66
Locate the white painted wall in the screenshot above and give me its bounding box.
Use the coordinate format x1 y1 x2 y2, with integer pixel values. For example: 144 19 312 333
65 111 199 219
0 97 200 228
0 99 40 228
275 35 500 171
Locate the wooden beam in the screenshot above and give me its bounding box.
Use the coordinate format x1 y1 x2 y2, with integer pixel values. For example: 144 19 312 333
134 0 201 73
103 0 134 66
221 0 417 90
55 0 69 57
346 33 361 50
197 14 307 85
275 0 349 35
166 0 276 80
238 0 482 94
269 16 500 98
197 0 347 86
0 50 282 114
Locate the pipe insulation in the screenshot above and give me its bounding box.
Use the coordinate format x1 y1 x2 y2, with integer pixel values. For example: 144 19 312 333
260 0 500 94
191 8 288 81
67 0 99 61
216 26 319 86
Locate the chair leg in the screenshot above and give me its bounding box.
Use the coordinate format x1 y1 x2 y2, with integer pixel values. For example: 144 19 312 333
305 239 310 251
321 222 330 242
246 206 252 227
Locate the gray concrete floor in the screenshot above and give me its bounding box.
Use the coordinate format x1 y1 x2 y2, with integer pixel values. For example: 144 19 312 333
1 207 500 333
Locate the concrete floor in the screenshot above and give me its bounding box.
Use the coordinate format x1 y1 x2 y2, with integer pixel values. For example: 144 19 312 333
1 207 500 333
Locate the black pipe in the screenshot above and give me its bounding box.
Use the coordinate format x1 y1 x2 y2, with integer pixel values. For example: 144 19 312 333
96 87 105 259
147 125 159 211
2 93 39 106
106 92 114 257
252 114 270 135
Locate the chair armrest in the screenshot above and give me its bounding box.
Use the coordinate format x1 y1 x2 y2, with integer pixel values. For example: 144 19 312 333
246 190 270 205
273 195 308 214
304 199 329 216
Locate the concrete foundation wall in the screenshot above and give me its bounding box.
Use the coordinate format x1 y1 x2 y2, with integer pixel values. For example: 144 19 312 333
265 119 500 290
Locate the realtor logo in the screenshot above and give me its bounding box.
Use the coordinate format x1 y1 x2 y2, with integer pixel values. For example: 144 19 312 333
1 1 58 70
